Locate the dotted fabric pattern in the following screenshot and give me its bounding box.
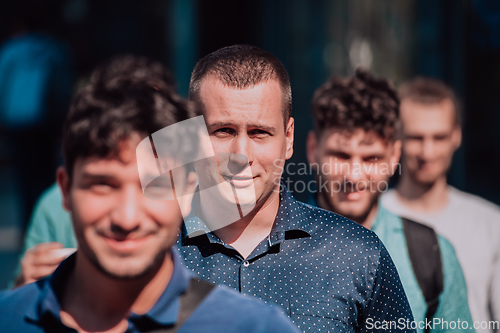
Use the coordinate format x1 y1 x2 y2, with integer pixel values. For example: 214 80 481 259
178 185 416 332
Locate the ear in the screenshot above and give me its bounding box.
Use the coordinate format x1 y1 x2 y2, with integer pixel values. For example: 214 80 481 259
306 131 317 166
57 166 72 212
178 171 197 218
452 125 462 151
389 140 402 177
285 117 294 160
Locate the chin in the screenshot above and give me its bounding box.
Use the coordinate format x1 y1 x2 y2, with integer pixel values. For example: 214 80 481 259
92 249 168 281
413 173 441 186
331 201 371 224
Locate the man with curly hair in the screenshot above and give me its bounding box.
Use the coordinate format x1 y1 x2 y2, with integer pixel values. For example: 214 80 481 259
307 69 474 333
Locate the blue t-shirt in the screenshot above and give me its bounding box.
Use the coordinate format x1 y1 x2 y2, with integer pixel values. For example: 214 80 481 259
0 249 299 333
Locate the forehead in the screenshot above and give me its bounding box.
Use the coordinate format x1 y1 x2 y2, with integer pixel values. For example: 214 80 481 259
400 99 455 134
320 128 389 153
73 137 141 175
199 76 284 129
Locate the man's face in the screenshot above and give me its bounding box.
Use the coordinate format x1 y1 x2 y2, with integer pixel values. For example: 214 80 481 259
400 98 461 185
58 135 193 279
307 128 401 222
198 76 294 211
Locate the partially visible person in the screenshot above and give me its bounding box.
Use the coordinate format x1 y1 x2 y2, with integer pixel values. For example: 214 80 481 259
307 69 474 333
381 77 500 333
179 45 416 333
0 59 299 333
0 2 74 224
11 54 175 288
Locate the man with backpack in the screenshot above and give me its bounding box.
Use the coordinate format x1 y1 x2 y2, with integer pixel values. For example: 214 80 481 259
306 69 474 333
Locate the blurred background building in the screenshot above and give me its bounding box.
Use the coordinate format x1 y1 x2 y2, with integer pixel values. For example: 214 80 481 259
0 0 498 289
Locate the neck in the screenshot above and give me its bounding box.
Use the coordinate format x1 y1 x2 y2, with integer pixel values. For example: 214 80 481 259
60 251 173 332
204 188 281 259
396 171 449 213
356 202 379 230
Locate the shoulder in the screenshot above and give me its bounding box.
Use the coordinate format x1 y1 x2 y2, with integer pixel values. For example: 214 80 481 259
0 281 45 332
449 187 500 216
297 200 385 254
0 280 42 305
194 285 299 332
37 183 64 208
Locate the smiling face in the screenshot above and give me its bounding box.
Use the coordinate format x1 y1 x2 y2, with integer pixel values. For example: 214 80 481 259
197 76 294 212
58 135 193 280
400 98 461 185
307 128 401 223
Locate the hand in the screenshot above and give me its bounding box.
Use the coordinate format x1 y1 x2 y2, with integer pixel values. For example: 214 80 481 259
15 242 68 287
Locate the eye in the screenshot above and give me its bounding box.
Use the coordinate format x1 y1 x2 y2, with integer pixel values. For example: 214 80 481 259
213 128 236 137
364 156 381 163
90 182 114 194
249 129 270 138
329 152 350 160
434 134 448 141
405 135 423 142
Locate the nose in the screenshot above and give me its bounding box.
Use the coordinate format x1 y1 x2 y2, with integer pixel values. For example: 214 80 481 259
228 135 252 174
421 138 435 160
110 187 142 234
342 158 365 187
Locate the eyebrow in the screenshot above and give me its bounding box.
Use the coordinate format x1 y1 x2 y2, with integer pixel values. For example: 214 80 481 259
80 172 115 181
207 121 277 133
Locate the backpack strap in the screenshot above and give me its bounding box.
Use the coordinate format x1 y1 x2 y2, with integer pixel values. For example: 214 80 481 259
402 218 443 333
148 277 215 333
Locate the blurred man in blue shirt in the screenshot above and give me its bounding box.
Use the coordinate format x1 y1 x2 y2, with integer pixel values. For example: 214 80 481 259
0 59 299 333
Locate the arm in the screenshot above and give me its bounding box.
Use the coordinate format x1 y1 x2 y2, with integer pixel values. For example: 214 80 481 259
430 236 475 333
361 240 417 333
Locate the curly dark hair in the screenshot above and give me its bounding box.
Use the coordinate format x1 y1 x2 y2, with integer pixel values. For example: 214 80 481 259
310 68 400 141
189 44 292 127
62 56 197 179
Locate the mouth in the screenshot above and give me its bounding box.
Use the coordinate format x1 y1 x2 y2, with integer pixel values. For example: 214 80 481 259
344 190 366 200
340 186 367 201
103 235 151 254
222 175 256 188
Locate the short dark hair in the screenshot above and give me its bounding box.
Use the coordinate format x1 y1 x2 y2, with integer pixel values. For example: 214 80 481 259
90 54 175 91
62 56 196 178
189 44 292 126
398 76 461 126
310 68 400 141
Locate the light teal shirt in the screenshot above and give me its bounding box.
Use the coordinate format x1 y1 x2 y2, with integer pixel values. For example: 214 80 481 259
372 205 475 333
10 184 75 286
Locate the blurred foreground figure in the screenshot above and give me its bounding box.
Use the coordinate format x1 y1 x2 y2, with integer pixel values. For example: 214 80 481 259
0 2 73 224
381 77 500 333
178 45 416 333
307 69 474 333
0 59 299 332
11 55 173 287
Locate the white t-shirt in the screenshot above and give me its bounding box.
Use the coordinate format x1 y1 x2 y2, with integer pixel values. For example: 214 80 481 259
382 187 500 333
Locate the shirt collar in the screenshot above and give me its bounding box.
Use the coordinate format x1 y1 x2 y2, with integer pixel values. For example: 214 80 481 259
26 248 192 328
182 183 312 247
130 248 191 326
25 252 75 324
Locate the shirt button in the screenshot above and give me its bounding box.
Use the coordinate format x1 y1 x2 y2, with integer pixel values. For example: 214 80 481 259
243 260 250 267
